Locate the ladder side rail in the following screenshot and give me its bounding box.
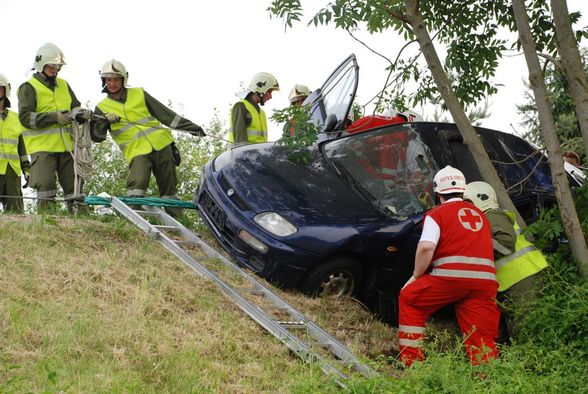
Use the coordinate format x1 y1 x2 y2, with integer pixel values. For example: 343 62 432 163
141 204 377 378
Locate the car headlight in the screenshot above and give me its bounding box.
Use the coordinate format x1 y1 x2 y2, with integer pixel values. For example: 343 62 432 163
254 212 297 237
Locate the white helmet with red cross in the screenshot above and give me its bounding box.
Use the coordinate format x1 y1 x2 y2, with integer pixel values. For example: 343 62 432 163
433 165 466 194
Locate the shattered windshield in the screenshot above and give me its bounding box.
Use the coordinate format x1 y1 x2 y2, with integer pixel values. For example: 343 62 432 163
323 124 437 219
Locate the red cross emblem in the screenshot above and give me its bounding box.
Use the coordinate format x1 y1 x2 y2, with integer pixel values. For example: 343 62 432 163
458 207 483 232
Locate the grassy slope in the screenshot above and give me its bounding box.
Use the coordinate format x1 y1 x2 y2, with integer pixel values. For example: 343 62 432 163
0 214 394 393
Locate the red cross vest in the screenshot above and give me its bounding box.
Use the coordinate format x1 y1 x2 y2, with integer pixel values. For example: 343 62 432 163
426 200 497 282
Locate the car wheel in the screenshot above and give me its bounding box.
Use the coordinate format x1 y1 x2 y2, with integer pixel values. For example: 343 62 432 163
301 257 363 297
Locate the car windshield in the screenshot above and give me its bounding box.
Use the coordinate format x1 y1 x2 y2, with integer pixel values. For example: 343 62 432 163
322 124 437 219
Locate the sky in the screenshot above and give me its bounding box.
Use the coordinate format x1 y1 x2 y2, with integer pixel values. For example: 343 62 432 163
3 0 588 142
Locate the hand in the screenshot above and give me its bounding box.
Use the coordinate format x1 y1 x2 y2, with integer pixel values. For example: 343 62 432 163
189 126 206 137
104 112 120 124
56 110 71 126
401 275 417 290
69 107 93 122
22 169 30 189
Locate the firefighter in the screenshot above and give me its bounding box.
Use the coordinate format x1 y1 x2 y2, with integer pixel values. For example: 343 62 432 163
228 72 279 147
285 84 310 137
18 43 91 211
91 59 205 217
0 73 30 213
464 181 548 343
398 166 500 367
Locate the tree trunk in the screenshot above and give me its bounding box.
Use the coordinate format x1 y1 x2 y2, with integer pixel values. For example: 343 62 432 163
403 0 526 227
512 0 588 276
551 0 588 158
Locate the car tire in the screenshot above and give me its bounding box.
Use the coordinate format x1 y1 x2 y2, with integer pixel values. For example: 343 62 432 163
301 257 363 297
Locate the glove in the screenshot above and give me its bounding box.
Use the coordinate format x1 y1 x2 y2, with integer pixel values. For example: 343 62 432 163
70 107 93 122
188 125 206 137
56 110 72 126
22 169 30 189
104 112 120 124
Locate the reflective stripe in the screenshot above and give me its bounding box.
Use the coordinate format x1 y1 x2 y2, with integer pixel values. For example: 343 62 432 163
432 255 494 268
161 194 180 199
431 269 497 281
0 153 20 160
30 112 38 129
22 127 66 137
127 189 146 197
0 137 18 144
399 338 423 348
170 114 181 129
398 325 425 334
246 129 265 137
118 126 160 150
20 154 29 161
493 239 513 256
64 192 84 199
495 245 537 269
37 190 57 198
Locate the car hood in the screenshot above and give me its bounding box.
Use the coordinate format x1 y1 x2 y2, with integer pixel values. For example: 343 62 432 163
217 143 389 226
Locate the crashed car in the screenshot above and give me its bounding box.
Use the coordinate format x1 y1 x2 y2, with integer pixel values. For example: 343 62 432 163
195 54 564 323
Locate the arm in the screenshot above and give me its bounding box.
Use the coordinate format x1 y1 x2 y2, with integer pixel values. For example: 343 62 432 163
144 90 204 135
231 101 250 144
413 241 436 278
486 210 516 258
17 135 30 172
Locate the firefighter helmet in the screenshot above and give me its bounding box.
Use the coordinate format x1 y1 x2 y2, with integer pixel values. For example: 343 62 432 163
249 72 280 95
288 84 310 103
464 181 499 212
100 59 128 86
33 43 66 73
0 73 11 97
384 108 424 122
433 166 466 194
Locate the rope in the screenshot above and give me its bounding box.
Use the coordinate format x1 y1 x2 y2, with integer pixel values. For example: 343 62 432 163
70 120 94 197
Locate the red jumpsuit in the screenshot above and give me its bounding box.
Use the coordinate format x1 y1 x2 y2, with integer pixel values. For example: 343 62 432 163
398 200 500 366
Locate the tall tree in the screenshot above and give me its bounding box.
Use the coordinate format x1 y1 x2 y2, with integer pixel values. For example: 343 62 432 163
512 0 588 275
551 0 588 159
268 0 526 226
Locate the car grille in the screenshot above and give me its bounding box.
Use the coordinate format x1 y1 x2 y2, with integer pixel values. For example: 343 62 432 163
219 174 251 211
198 190 227 231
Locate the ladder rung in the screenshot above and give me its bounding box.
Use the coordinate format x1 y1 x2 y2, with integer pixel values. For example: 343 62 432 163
154 225 180 231
277 321 307 329
134 210 161 217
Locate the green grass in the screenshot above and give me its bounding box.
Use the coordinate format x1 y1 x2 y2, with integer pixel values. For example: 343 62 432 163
1 213 587 393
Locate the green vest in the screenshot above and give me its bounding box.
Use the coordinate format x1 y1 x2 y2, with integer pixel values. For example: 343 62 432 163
228 99 268 144
495 210 549 291
21 77 73 154
0 110 24 176
97 88 173 162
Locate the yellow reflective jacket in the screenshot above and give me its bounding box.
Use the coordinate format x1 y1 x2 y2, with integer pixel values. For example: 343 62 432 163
228 99 268 144
494 209 549 291
21 77 73 153
0 110 25 176
97 88 173 162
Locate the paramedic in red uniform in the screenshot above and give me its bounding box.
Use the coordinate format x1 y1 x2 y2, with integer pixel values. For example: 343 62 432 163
398 166 500 367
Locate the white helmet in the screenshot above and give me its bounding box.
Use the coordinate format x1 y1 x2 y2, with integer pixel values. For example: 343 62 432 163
433 165 466 194
288 84 310 103
33 43 66 73
385 108 424 122
100 59 128 86
249 72 280 95
464 181 499 212
0 73 11 97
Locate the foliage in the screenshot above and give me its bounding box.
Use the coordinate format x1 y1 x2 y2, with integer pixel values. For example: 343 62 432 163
271 104 321 164
516 49 588 159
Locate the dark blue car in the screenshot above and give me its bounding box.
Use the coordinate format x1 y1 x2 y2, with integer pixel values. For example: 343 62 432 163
195 55 563 322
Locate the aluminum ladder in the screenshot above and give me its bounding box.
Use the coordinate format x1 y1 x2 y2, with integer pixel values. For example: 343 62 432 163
109 197 378 386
